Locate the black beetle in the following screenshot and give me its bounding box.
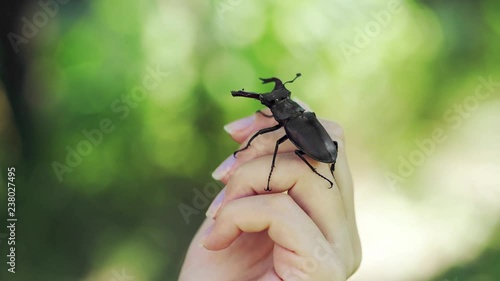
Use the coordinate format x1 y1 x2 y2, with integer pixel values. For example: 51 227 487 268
231 73 338 191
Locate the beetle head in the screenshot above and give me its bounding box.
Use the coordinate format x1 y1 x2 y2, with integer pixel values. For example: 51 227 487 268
259 73 301 107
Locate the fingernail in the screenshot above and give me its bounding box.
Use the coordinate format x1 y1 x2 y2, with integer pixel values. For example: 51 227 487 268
199 223 214 248
211 155 236 180
206 188 225 219
224 115 255 134
293 97 312 111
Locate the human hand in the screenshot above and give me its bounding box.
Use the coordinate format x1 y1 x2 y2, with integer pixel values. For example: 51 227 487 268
179 107 361 281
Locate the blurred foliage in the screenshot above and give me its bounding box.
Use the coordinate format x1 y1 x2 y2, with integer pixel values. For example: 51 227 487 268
430 224 500 281
0 0 499 280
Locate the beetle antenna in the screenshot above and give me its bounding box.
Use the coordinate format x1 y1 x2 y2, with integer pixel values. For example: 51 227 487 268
284 73 301 85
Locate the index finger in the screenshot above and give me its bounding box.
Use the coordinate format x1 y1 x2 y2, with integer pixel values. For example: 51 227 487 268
219 111 361 265
224 109 278 143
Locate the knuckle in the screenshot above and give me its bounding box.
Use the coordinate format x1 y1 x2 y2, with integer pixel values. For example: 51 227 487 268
217 195 243 223
216 199 234 222
240 130 283 157
251 135 269 154
267 193 295 213
235 146 257 162
225 160 258 197
229 164 245 185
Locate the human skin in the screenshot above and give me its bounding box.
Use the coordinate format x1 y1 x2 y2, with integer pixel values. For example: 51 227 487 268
179 107 362 281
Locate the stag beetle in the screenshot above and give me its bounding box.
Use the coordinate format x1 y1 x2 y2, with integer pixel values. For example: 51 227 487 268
231 73 338 191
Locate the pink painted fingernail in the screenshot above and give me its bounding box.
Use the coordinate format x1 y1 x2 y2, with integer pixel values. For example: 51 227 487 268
199 223 214 248
206 188 226 219
211 155 236 180
223 115 255 134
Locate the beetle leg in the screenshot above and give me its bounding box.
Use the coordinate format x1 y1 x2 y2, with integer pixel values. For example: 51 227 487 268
330 141 338 183
256 110 273 118
333 141 339 154
294 150 334 189
266 135 289 191
330 162 337 184
233 124 282 157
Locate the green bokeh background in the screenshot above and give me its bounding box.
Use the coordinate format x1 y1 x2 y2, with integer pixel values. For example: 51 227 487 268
0 0 499 280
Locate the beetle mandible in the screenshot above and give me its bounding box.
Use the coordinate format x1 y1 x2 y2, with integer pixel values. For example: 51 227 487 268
231 73 338 191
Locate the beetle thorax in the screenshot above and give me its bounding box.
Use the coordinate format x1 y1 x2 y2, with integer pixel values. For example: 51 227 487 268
270 99 305 123
260 88 290 107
